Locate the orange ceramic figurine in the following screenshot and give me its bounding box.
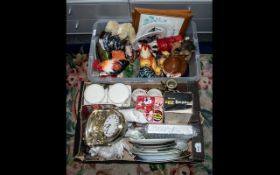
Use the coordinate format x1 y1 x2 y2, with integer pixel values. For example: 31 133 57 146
139 43 157 71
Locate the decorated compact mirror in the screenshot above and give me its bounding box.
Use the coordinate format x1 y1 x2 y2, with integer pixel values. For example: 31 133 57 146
84 108 127 146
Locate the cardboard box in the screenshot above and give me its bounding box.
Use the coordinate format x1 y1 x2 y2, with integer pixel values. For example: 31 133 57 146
73 81 204 163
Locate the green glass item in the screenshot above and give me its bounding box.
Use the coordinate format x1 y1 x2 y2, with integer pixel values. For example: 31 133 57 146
124 64 134 77
102 49 110 60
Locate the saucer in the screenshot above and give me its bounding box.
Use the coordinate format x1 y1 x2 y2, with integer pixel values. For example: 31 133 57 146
129 138 175 145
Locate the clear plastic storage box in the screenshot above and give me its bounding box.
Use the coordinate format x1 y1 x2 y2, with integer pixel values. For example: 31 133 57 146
88 19 200 83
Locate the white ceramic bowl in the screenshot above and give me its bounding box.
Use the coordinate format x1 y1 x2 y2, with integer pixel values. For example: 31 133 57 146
147 88 162 97
131 88 147 102
108 83 130 104
84 84 105 104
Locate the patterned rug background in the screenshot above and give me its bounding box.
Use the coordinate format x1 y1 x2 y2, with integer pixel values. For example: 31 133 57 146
66 47 213 175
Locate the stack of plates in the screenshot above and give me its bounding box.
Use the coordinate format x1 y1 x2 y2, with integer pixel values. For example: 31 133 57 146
129 138 185 161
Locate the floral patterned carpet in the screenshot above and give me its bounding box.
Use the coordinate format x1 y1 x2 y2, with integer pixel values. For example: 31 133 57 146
66 47 213 175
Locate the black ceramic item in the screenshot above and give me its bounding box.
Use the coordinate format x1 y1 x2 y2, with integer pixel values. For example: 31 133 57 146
137 67 156 78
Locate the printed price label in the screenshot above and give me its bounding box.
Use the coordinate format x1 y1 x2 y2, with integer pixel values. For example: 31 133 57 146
195 142 202 153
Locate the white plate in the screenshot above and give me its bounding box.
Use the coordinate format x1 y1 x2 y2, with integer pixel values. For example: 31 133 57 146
129 138 175 145
132 147 178 154
133 148 181 155
133 143 188 153
134 141 176 149
84 84 105 104
135 152 191 162
134 149 182 161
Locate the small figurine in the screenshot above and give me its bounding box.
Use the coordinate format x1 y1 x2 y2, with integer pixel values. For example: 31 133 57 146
154 66 162 76
111 50 126 60
123 64 134 77
105 20 119 36
154 51 170 77
171 37 196 62
118 23 136 42
125 41 133 60
97 59 129 75
171 41 182 55
158 51 170 67
139 43 157 71
179 39 196 62
101 32 122 52
104 20 136 43
97 39 110 61
137 67 156 78
156 35 183 53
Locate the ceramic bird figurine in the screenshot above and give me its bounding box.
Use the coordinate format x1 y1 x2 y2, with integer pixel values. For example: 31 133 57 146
139 43 157 71
97 60 129 75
